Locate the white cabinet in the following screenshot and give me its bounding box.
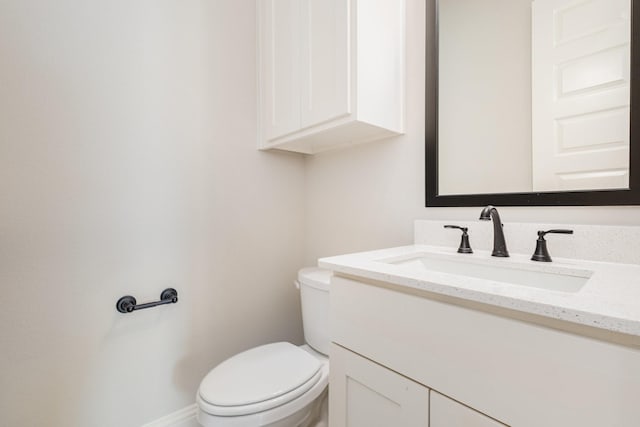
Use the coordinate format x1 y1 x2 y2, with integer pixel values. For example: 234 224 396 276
430 392 506 427
329 344 429 427
330 343 506 427
257 0 405 154
259 0 301 140
299 0 349 130
330 275 640 426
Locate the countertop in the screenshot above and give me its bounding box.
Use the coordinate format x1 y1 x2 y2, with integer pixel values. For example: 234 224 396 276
319 245 640 337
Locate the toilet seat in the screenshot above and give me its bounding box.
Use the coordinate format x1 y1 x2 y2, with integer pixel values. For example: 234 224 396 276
198 342 322 417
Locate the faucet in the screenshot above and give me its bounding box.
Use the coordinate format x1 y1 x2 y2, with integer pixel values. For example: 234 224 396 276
479 205 509 257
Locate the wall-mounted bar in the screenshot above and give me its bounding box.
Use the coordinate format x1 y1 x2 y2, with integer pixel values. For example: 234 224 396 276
116 288 178 313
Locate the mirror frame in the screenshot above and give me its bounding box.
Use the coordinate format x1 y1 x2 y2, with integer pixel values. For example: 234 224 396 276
426 0 640 206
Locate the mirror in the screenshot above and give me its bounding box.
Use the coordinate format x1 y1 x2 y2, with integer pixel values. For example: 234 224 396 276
426 0 640 206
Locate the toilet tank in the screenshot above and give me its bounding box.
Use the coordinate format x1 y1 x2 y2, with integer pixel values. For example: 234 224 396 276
297 268 331 356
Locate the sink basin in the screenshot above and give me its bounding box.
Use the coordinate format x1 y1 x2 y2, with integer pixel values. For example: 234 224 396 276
380 253 592 293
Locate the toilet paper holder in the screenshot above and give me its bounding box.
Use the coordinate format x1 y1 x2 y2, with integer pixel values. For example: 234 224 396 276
116 288 178 313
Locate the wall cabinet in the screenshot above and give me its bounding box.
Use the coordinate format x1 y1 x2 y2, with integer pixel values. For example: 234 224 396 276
330 275 640 426
257 0 405 154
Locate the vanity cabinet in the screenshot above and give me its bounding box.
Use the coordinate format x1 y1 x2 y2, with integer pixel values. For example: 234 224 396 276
257 0 405 154
430 392 506 427
330 344 430 427
330 343 506 427
329 275 640 426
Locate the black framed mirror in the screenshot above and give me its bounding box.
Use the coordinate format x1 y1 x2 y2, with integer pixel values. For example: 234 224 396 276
426 0 640 206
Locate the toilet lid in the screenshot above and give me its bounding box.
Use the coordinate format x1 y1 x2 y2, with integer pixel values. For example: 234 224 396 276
199 342 321 409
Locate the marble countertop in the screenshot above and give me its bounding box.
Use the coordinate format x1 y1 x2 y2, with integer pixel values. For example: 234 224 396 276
319 245 640 337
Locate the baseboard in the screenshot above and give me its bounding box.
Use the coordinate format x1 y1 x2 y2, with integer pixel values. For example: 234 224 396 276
141 404 198 427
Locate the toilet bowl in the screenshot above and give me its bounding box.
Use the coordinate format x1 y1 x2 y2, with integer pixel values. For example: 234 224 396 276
197 268 331 427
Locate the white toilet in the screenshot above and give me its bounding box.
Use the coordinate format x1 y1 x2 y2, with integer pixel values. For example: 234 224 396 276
197 268 331 427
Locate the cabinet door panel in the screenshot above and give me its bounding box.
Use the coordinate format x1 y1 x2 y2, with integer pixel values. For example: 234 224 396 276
300 0 350 128
261 0 301 141
329 344 429 427
531 0 630 191
431 391 508 427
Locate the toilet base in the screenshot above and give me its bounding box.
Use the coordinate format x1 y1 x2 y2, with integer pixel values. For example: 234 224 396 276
309 388 328 427
266 389 327 427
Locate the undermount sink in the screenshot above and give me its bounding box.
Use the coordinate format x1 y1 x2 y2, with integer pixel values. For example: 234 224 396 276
379 253 592 293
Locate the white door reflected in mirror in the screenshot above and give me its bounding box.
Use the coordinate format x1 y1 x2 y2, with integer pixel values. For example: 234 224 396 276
438 0 631 195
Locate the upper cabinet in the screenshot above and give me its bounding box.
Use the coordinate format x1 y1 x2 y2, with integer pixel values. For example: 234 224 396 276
257 0 406 154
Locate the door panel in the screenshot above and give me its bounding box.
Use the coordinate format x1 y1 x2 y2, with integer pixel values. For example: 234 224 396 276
261 0 301 141
300 0 350 128
532 0 630 191
329 344 429 427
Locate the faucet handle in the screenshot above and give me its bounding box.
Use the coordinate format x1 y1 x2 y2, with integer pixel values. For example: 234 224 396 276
538 229 574 237
444 225 473 254
531 229 573 262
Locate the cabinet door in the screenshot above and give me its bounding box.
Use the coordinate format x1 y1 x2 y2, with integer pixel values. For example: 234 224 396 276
260 0 301 141
300 0 350 128
329 344 430 427
430 391 508 427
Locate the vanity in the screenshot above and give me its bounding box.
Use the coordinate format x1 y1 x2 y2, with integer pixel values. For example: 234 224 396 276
320 221 640 427
317 0 640 422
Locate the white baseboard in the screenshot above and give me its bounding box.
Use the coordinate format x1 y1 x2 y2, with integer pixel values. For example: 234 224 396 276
141 404 198 427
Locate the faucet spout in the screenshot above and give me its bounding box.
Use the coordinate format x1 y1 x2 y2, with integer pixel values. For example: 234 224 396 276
479 205 509 257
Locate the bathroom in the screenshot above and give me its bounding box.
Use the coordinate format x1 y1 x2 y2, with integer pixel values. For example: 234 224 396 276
1 0 638 426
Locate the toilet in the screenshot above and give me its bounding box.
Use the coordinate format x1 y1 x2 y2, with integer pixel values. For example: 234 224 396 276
196 268 331 427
